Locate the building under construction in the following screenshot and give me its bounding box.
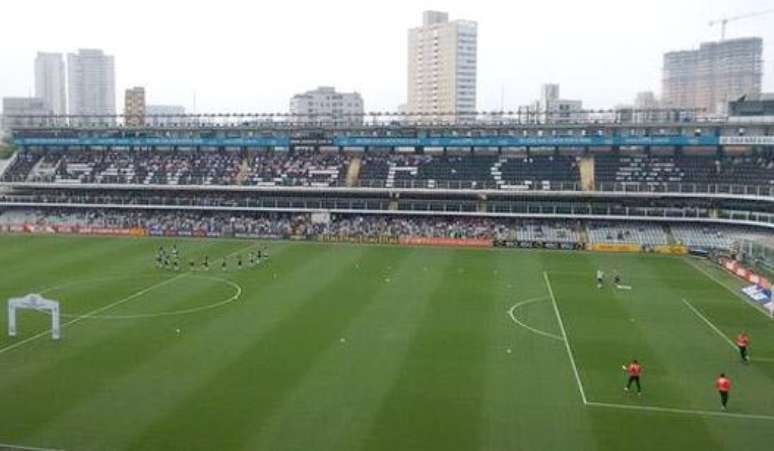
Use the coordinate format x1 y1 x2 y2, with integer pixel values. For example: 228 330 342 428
662 37 763 115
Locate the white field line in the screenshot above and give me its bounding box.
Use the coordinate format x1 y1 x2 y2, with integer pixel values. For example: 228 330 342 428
507 297 564 342
543 271 588 405
682 298 774 363
0 441 65 451
0 242 257 355
684 258 771 318
587 400 774 421
682 298 737 349
56 276 243 320
0 274 185 356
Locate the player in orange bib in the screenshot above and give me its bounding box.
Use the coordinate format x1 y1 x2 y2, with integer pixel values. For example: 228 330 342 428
715 373 731 410
736 332 750 363
623 359 642 395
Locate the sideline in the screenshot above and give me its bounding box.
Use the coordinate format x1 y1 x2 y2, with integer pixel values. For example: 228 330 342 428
587 400 774 421
684 257 770 318
682 298 774 363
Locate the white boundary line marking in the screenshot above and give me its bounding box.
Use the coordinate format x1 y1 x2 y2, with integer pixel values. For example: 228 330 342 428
54 276 242 320
543 271 588 404
682 298 774 363
544 271 774 420
0 441 65 451
0 274 185 356
587 401 774 421
682 298 737 349
507 297 564 342
0 242 257 355
684 258 771 318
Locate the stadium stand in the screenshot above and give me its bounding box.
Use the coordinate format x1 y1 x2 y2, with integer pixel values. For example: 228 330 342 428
1 149 350 187
1 208 768 251
514 220 580 243
587 222 669 246
670 225 768 250
357 154 581 189
4 150 771 191
493 155 579 190
595 154 774 188
244 151 349 187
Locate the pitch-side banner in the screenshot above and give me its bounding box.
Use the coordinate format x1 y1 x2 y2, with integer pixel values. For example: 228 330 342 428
589 243 642 253
719 258 771 289
654 244 688 256
399 237 493 248
0 224 146 237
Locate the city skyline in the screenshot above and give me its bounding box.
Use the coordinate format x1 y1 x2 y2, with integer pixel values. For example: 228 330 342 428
1 0 773 114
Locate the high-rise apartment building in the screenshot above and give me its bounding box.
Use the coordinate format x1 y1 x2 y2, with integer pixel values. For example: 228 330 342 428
124 87 146 127
67 49 116 124
407 11 477 121
289 86 364 125
662 37 763 115
34 52 66 116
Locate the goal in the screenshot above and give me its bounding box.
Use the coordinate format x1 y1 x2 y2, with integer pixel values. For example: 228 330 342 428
7 294 61 340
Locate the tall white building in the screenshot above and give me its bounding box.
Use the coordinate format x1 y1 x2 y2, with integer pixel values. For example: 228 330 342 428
289 86 364 125
407 11 477 121
67 49 116 123
34 52 66 116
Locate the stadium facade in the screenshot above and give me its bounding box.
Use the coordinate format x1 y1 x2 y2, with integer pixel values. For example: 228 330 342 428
0 113 772 255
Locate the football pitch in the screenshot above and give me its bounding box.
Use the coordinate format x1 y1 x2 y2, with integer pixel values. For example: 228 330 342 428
0 235 773 451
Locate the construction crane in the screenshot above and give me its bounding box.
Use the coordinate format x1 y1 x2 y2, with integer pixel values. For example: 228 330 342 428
709 9 774 41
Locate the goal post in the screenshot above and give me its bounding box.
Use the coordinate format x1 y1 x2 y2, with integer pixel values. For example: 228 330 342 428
8 294 61 340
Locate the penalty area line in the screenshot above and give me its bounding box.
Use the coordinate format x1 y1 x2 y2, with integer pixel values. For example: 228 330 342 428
507 297 564 342
543 271 589 405
587 400 774 421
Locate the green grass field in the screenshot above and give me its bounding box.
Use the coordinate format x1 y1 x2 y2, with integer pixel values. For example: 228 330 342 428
0 235 773 451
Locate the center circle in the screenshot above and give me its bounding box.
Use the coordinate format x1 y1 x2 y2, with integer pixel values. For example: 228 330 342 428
39 274 242 319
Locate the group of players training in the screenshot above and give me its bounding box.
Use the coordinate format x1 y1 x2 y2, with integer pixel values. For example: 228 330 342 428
155 244 268 272
597 269 751 411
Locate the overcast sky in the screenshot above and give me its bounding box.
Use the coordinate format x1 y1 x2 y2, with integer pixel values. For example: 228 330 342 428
1 0 772 113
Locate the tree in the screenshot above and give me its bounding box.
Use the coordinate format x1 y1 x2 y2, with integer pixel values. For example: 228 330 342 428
0 134 17 159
